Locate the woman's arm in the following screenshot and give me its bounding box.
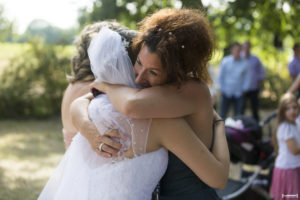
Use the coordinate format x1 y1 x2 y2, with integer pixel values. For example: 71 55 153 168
286 138 300 155
70 93 122 157
89 80 206 119
288 74 300 93
152 118 229 189
212 111 230 176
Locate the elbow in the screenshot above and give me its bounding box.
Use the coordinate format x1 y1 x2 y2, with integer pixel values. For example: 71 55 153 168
122 101 135 118
213 166 229 190
215 177 228 190
205 171 228 190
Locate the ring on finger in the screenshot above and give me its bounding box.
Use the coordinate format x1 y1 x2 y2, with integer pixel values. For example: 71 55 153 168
98 142 105 152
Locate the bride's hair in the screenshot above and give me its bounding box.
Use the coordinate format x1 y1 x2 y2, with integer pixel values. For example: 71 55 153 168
68 21 136 83
133 9 214 85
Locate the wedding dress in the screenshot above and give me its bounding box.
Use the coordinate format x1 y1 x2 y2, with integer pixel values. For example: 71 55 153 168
38 27 168 200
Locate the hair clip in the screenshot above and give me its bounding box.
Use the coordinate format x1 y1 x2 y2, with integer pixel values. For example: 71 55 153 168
158 28 162 31
169 32 172 35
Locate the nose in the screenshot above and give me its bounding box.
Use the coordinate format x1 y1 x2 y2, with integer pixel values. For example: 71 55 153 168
135 68 145 85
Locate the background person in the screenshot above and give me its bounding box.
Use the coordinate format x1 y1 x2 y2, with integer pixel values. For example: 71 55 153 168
241 41 265 122
218 42 251 119
288 43 300 81
270 93 300 200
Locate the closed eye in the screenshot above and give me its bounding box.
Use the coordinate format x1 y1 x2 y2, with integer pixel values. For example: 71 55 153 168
149 71 158 76
136 58 142 66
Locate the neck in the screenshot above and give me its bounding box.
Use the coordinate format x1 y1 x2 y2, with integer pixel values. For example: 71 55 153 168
287 119 296 124
233 55 239 60
244 52 250 58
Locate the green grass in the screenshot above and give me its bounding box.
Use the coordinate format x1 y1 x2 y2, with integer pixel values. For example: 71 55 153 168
0 43 30 60
0 118 65 200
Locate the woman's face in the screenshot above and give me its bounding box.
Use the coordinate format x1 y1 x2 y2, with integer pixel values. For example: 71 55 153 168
134 45 168 88
285 101 299 122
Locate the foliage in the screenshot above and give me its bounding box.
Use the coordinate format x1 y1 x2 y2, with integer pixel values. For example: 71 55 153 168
0 4 14 42
78 0 182 29
209 0 300 48
19 19 78 45
0 41 72 118
258 45 292 107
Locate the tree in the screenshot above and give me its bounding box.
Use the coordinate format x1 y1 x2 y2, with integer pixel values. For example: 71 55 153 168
20 19 77 45
78 0 180 29
207 0 300 48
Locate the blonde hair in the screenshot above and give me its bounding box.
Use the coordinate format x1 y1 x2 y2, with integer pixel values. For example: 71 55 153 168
68 21 136 83
273 93 299 154
133 8 214 85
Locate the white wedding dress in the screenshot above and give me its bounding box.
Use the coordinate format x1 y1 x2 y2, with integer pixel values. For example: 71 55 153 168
38 27 168 200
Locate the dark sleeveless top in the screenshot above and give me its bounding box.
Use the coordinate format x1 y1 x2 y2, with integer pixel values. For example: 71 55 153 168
159 128 221 200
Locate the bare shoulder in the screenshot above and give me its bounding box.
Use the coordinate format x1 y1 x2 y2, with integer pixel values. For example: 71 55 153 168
180 80 212 105
64 82 91 100
62 82 91 119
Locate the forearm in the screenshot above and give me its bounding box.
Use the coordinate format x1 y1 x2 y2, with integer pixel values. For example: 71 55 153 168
104 84 141 117
104 82 198 118
159 118 228 189
288 75 300 93
70 93 93 137
212 121 230 181
291 145 300 155
175 135 228 189
286 138 300 155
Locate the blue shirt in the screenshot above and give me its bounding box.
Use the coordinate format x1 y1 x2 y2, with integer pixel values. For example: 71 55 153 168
288 56 300 78
244 54 265 91
218 55 251 98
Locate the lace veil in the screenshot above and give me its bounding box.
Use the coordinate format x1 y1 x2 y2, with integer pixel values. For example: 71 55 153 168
87 27 151 157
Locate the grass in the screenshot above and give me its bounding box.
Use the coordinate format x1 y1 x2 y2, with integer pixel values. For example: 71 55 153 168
0 118 65 200
0 43 31 60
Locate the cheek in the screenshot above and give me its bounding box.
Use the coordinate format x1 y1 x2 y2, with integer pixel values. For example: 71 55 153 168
286 109 296 120
133 64 138 74
150 76 168 86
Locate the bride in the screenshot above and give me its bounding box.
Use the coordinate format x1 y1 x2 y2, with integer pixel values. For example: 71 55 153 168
39 27 227 200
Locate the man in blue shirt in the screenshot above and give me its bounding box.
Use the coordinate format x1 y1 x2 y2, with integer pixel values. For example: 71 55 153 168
241 41 265 122
218 42 251 119
288 43 300 81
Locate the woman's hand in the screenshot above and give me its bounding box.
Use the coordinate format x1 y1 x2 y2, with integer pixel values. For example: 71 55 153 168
80 119 123 158
89 81 111 94
70 93 122 158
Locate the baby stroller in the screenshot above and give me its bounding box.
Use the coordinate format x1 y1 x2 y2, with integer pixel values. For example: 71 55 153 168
216 111 277 200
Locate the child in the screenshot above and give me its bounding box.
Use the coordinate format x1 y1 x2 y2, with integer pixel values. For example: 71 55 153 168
270 93 300 200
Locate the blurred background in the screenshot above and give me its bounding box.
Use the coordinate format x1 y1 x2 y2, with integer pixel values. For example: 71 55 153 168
0 0 299 199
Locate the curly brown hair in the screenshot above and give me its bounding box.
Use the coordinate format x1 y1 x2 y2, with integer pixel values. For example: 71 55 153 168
133 8 214 84
68 21 136 83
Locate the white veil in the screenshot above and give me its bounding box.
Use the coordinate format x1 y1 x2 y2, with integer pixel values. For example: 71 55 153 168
88 27 136 88
87 27 151 157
